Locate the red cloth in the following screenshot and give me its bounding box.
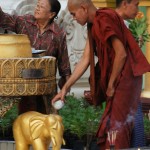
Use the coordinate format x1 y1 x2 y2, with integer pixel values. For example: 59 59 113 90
91 8 150 149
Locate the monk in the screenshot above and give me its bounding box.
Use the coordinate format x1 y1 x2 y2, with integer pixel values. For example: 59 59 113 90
51 0 150 149
116 0 146 148
116 0 146 147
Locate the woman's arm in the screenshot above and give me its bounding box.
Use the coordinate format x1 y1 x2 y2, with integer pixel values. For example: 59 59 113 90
57 31 71 89
0 7 18 32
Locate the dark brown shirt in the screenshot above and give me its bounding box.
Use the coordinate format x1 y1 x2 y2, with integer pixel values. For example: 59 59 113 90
0 8 71 77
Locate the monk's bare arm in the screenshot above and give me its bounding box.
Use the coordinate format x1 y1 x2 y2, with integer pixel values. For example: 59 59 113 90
51 38 90 103
106 36 127 97
64 38 90 90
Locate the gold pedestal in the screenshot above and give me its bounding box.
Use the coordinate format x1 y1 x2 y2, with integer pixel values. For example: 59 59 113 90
0 57 56 96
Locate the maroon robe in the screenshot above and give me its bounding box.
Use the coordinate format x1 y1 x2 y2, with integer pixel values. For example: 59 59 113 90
91 8 150 149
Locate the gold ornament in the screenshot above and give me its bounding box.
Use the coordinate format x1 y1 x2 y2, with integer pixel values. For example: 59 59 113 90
13 111 65 150
0 57 56 96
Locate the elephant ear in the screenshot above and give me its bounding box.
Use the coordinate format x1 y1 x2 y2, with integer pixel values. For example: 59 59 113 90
29 115 46 140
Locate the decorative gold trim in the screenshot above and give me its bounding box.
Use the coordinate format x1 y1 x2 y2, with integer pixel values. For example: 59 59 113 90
139 1 150 6
92 0 116 8
92 0 150 8
0 57 56 96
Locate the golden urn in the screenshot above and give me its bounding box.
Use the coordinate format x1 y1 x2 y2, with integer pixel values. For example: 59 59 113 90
0 34 32 58
0 34 56 117
0 34 56 96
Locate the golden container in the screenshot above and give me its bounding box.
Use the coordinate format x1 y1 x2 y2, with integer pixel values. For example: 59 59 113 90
0 56 56 96
0 34 32 58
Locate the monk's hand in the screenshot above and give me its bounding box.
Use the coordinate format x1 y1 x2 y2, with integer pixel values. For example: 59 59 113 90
51 86 68 105
106 85 115 99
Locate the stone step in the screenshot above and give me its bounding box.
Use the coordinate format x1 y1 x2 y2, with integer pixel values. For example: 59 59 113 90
0 141 71 150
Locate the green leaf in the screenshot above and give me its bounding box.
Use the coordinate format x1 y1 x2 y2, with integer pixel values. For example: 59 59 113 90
59 93 104 139
128 16 150 45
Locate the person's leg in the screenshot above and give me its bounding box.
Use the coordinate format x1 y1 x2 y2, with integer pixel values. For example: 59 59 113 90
131 102 146 147
18 96 37 114
36 96 47 114
19 95 56 115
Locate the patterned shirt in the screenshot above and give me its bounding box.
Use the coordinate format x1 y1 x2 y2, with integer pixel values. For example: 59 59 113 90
0 8 71 77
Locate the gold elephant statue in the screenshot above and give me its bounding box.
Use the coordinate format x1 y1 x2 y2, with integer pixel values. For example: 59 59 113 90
13 111 65 150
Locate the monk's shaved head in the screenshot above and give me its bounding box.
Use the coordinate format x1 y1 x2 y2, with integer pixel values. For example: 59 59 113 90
68 0 91 8
67 0 96 25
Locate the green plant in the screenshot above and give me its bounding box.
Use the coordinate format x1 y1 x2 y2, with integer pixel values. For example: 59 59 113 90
144 116 150 137
0 104 18 138
59 93 104 149
128 11 150 47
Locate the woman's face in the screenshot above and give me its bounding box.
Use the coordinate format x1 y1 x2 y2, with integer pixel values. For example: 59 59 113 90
34 0 54 21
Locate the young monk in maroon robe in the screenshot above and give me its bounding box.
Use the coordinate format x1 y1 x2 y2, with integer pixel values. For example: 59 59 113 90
116 0 146 147
51 0 150 149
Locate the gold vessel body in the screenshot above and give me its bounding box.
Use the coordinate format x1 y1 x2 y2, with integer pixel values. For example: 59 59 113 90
0 34 32 58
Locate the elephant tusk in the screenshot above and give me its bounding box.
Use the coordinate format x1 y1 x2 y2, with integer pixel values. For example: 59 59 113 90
51 137 56 146
63 138 66 145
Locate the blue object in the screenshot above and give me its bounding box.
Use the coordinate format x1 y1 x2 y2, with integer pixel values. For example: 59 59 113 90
131 103 146 147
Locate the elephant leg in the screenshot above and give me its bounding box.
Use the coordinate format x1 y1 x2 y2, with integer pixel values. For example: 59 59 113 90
15 142 29 150
13 126 29 150
32 139 50 150
52 145 62 150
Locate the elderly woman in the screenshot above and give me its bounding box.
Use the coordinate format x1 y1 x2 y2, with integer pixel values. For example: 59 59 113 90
0 0 71 114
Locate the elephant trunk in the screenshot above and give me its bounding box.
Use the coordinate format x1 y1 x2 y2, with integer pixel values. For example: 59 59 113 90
48 114 65 150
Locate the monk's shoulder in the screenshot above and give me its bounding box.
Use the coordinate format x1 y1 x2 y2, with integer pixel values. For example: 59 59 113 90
96 8 119 20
